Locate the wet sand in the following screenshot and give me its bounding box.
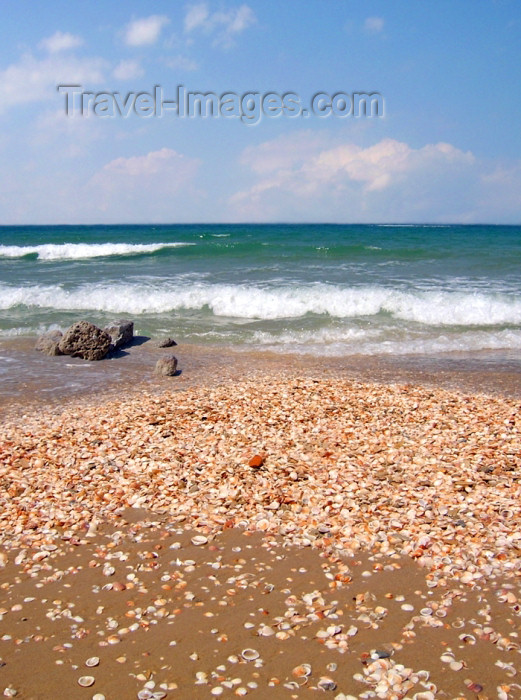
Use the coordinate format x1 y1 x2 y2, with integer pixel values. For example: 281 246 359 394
1 341 521 698
1 336 521 416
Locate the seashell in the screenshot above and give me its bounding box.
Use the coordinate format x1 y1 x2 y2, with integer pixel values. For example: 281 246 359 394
77 676 95 687
372 650 391 659
420 608 432 616
283 682 300 690
459 633 476 645
137 691 153 700
85 657 100 667
440 653 455 663
326 663 337 672
92 695 106 700
103 566 115 577
275 631 290 640
191 535 208 546
241 649 260 661
292 664 312 678
258 625 275 637
449 660 464 671
466 682 484 693
317 677 337 691
412 693 435 700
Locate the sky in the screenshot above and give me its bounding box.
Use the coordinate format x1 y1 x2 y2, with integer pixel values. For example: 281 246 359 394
0 0 520 224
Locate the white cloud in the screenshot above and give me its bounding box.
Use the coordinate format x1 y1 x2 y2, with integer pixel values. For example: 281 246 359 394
240 131 327 175
364 16 385 34
99 148 193 177
184 2 256 47
184 4 210 33
229 134 483 222
113 59 144 81
0 53 106 112
39 31 84 53
123 15 170 47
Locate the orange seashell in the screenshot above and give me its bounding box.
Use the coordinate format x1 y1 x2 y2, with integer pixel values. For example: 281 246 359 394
248 455 265 468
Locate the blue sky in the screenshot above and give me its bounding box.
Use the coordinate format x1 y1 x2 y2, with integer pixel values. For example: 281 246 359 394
0 0 520 224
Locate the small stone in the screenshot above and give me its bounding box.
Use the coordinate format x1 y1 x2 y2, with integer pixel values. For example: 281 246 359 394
154 356 178 376
156 337 177 348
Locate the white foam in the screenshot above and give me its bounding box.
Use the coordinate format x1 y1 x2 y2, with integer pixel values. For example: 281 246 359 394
250 327 521 356
1 281 521 326
0 242 194 260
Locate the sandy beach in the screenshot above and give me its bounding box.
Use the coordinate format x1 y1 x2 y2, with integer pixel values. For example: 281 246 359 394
0 346 521 699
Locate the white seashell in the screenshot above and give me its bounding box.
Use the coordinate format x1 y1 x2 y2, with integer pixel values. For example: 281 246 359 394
191 535 208 546
420 608 433 616
85 657 100 667
449 660 464 671
103 566 115 577
77 676 95 687
258 625 275 637
241 649 259 661
317 676 337 691
137 691 153 700
415 670 430 681
92 695 106 700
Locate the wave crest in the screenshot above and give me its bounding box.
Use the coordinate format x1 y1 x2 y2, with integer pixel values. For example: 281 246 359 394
1 281 521 326
0 242 194 261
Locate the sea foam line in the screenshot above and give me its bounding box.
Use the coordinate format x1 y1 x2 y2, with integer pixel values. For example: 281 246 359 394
1 281 521 325
0 242 194 260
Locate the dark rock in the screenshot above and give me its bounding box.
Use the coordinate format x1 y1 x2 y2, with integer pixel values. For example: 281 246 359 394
155 337 177 348
58 321 112 361
154 355 178 376
104 319 134 350
35 330 63 356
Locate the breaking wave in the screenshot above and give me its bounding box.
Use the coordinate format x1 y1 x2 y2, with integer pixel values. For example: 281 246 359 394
1 281 521 326
0 242 194 261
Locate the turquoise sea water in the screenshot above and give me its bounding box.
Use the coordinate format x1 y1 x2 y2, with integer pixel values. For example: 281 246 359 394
0 223 521 358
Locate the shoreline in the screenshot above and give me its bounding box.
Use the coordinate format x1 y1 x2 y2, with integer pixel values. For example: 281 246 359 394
1 335 521 419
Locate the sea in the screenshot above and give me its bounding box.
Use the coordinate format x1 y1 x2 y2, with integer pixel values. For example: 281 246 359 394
1 223 521 360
